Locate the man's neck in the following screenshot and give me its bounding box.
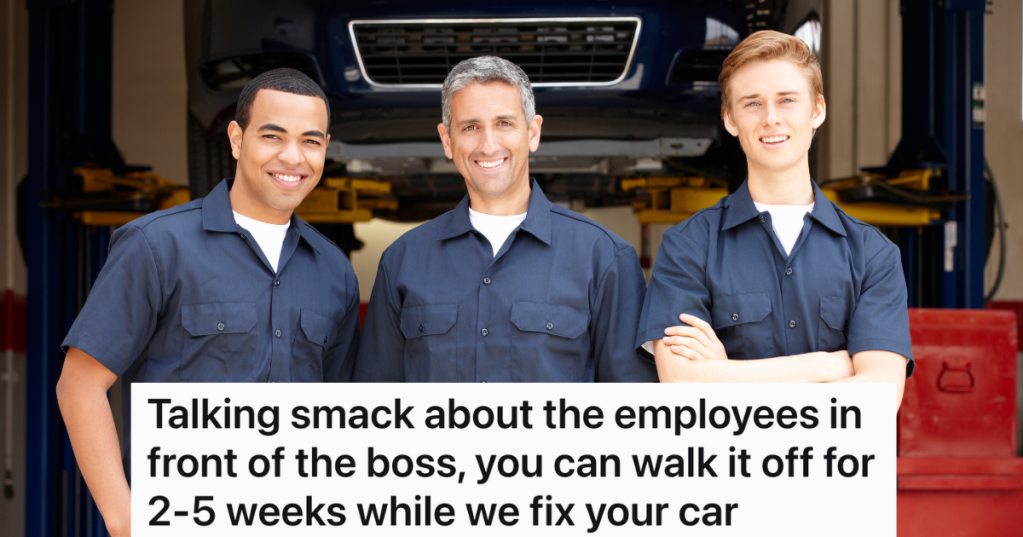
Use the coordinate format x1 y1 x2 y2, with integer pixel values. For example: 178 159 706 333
467 177 531 216
747 162 815 205
229 180 292 225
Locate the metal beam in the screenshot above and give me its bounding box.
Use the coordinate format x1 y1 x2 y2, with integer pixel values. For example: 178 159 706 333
888 0 986 308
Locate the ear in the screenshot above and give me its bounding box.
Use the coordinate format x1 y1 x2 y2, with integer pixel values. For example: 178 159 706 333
311 132 330 188
812 94 827 129
437 122 453 159
227 120 243 160
722 107 739 137
528 114 543 152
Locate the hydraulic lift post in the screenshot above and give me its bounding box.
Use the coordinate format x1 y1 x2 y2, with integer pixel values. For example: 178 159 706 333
891 0 986 308
26 0 120 534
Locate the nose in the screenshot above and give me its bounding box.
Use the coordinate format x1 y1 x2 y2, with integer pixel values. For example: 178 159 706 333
278 139 303 166
762 102 782 126
478 125 501 156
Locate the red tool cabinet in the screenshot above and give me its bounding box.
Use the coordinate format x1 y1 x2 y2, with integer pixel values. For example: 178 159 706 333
897 309 1023 536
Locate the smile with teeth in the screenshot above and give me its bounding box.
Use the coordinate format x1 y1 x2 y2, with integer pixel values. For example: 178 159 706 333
476 158 506 168
271 172 304 183
760 135 789 144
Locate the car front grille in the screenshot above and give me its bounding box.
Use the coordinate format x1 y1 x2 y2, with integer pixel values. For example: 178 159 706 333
349 18 641 87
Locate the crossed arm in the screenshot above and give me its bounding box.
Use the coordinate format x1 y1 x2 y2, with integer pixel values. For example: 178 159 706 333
652 314 908 409
56 348 131 537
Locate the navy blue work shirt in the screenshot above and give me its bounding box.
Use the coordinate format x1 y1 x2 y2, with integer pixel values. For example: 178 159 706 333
637 179 914 375
62 179 361 480
355 179 657 383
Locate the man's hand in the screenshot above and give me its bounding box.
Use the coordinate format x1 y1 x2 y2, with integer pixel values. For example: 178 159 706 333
819 349 855 383
831 350 909 410
662 314 728 361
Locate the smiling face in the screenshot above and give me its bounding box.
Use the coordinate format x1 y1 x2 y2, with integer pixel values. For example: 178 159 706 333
722 59 825 183
437 81 542 214
227 89 330 224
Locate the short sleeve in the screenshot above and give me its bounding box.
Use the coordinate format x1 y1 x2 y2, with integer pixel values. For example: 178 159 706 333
353 252 406 382
846 241 915 376
323 272 361 382
590 246 658 382
61 224 164 376
635 224 712 353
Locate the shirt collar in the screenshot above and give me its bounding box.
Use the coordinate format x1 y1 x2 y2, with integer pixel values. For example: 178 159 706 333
201 178 320 253
720 179 761 231
721 178 847 237
439 177 553 245
808 180 847 237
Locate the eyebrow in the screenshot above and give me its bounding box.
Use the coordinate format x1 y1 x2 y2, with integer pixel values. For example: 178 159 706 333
455 115 519 127
738 90 801 100
257 123 325 139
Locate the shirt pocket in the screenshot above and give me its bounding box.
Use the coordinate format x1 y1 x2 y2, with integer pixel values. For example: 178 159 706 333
510 302 590 381
817 295 849 352
179 302 258 381
399 304 458 381
290 309 338 382
710 292 773 360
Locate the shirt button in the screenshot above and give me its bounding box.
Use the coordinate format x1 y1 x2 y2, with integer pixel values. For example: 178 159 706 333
760 215 767 223
785 268 793 276
788 320 797 329
275 329 282 337
418 323 425 333
274 280 280 286
481 328 489 337
483 277 491 285
217 322 225 331
546 322 554 330
731 313 739 322
323 336 329 344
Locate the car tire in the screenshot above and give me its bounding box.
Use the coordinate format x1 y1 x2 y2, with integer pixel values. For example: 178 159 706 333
187 114 236 200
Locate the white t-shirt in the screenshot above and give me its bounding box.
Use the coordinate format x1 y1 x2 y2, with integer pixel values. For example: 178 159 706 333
753 201 815 256
469 207 528 257
233 211 290 272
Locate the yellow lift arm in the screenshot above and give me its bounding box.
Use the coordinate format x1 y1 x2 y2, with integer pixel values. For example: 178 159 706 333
68 168 395 226
623 171 941 227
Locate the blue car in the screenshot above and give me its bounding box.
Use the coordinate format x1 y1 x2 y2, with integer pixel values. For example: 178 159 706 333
185 0 821 221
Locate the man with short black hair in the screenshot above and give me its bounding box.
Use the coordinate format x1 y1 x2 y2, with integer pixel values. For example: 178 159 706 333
354 56 656 383
56 68 359 535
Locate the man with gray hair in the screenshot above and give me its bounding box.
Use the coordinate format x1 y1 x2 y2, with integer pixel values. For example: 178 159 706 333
354 56 655 383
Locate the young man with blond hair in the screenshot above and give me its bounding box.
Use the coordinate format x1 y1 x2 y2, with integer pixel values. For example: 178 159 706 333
636 31 913 405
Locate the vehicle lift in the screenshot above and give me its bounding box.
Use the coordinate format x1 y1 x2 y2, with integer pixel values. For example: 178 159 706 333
21 0 1017 535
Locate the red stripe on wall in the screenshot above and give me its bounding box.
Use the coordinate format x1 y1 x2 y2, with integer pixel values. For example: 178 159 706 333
986 300 1022 350
1 289 27 353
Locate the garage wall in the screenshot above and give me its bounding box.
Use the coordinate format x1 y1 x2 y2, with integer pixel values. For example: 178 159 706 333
819 0 902 178
984 0 1023 301
820 0 1022 301
0 0 28 533
112 0 188 185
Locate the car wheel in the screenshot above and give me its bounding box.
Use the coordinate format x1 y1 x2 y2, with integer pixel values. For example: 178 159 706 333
187 114 236 200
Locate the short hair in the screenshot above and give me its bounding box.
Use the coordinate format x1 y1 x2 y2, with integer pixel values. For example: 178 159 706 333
441 56 535 131
718 30 823 117
235 68 330 130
